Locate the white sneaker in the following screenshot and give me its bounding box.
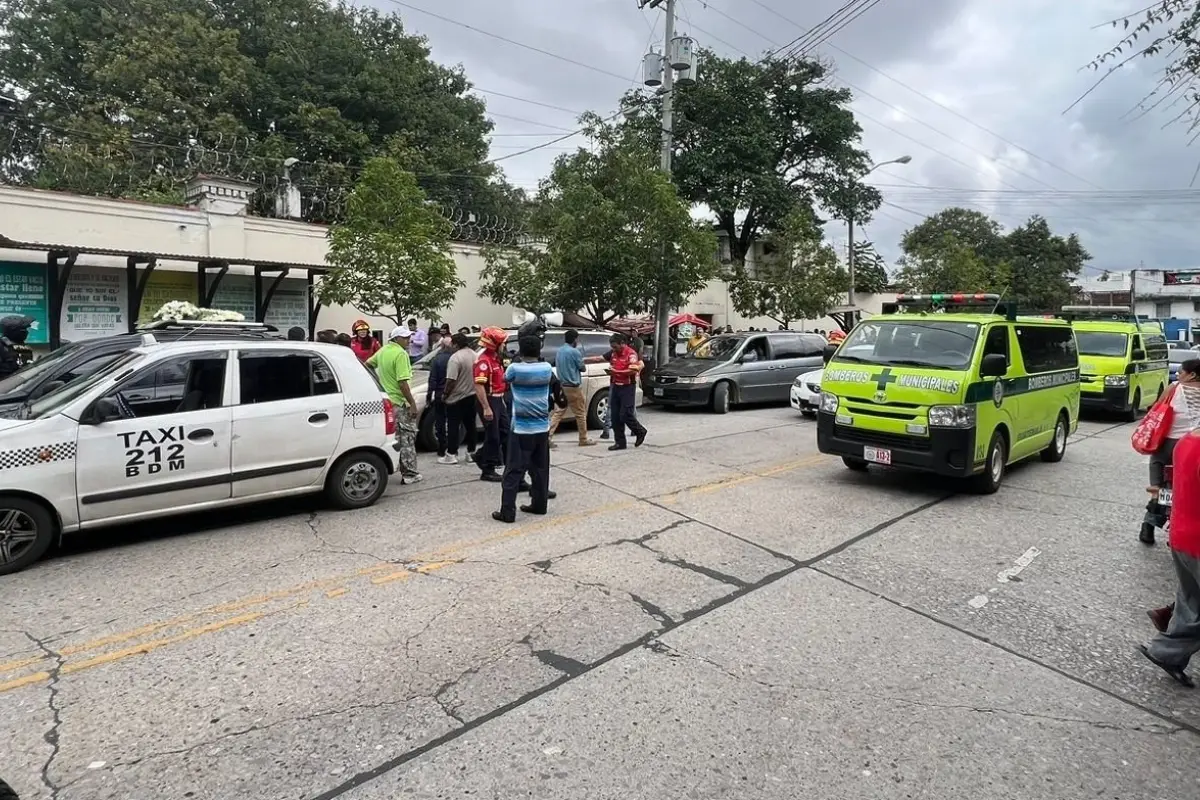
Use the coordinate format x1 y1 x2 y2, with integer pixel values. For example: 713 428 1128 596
438 454 458 465
402 473 424 485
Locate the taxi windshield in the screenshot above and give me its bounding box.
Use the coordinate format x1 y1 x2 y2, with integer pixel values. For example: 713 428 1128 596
836 320 980 370
25 351 142 419
1076 332 1128 357
0 342 80 396
686 335 743 360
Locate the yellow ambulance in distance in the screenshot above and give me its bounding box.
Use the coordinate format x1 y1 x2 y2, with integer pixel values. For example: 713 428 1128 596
1058 306 1168 421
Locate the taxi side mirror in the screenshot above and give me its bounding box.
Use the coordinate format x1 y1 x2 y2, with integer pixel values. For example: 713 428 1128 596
84 396 122 425
822 343 838 364
980 353 1008 377
1132 349 1146 361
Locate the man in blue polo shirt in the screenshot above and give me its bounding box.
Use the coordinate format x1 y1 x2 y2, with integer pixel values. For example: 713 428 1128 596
493 335 554 523
547 329 595 448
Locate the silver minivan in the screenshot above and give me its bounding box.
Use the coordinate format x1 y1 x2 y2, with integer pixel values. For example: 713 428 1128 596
647 331 827 414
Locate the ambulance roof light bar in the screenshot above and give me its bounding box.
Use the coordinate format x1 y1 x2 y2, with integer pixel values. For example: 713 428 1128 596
1057 305 1140 324
886 292 1014 319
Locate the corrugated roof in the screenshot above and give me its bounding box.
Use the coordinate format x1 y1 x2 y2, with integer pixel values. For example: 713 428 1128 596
0 233 328 272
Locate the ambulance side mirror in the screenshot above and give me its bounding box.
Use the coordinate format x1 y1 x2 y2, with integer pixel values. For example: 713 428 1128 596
980 354 1008 377
1132 349 1146 361
822 344 838 364
84 396 122 425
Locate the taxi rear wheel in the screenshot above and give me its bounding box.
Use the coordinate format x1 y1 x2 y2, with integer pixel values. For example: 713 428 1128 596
326 452 389 510
972 431 1007 494
0 497 55 576
1041 413 1069 463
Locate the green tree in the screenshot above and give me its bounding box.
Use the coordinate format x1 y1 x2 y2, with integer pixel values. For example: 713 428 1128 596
1005 215 1091 311
728 208 846 327
901 208 1007 263
895 234 1002 294
850 240 890 294
479 117 717 326
0 0 518 216
619 51 878 268
319 157 461 323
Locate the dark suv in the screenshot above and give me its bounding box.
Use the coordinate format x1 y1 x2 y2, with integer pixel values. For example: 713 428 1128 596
0 321 279 418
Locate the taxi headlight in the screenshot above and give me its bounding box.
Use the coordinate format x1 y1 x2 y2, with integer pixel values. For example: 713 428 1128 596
1104 375 1129 387
928 404 977 428
819 391 839 414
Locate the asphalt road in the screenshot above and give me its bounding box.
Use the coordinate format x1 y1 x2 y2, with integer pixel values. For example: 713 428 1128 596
2 405 1199 799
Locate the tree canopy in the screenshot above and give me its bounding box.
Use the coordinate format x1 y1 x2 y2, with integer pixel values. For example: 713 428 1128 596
894 207 1090 310
728 207 846 326
619 51 879 268
319 157 461 324
850 240 890 294
0 0 520 218
478 116 718 326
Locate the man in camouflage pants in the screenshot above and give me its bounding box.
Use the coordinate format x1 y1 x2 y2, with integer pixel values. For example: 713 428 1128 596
366 325 423 484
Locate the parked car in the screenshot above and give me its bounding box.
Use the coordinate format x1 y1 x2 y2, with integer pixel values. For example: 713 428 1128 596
647 331 827 413
408 328 643 450
1169 347 1193 382
0 336 396 575
790 368 822 417
0 320 279 419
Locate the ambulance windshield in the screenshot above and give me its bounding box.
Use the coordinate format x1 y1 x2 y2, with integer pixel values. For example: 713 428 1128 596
837 321 980 370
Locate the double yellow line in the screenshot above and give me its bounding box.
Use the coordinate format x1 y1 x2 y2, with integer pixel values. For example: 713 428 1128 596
0 453 828 694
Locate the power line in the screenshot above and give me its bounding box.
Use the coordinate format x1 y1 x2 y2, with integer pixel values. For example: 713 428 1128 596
779 0 885 60
471 88 583 116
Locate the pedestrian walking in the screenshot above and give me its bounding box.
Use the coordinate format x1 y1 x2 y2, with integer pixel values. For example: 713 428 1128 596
493 335 553 523
1140 425 1200 687
1140 360 1200 544
474 326 511 483
606 332 647 451
350 320 380 363
441 333 478 464
366 325 422 484
547 330 595 449
407 318 427 359
427 339 452 462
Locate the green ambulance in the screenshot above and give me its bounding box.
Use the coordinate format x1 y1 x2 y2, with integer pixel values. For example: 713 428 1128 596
1058 306 1168 421
816 293 1080 493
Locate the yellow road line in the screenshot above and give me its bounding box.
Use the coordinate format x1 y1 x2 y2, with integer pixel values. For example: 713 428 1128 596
0 453 829 692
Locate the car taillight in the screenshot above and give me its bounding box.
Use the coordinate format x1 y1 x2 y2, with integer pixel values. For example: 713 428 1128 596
1164 465 1174 484
382 397 395 435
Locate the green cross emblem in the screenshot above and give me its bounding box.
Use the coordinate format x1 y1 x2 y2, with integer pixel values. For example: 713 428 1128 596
872 368 898 391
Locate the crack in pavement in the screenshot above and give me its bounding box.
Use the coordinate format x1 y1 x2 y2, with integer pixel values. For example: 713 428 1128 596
643 640 1183 736
24 631 66 799
304 511 395 565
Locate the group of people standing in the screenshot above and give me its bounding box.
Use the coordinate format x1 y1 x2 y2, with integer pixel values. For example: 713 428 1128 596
348 319 647 525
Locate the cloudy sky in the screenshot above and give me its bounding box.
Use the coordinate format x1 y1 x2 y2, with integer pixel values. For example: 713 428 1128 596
372 0 1199 274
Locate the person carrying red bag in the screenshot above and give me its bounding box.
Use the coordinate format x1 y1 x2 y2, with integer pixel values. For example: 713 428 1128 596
1136 358 1200 544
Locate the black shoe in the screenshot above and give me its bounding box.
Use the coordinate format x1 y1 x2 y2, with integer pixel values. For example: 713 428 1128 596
600 431 610 440
547 490 557 500
1139 523 1156 545
608 444 626 451
480 472 502 483
492 511 515 524
1138 645 1195 687
467 451 478 463
518 481 532 492
520 504 547 515
634 431 646 447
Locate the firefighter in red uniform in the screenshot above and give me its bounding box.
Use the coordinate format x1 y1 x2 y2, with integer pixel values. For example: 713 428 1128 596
473 326 511 483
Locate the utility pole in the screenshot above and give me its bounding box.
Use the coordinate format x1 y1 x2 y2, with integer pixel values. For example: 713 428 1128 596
845 155 912 327
654 0 676 367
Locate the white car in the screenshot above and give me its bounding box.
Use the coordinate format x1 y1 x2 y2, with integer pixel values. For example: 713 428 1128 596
790 368 822 417
410 329 642 450
0 336 397 575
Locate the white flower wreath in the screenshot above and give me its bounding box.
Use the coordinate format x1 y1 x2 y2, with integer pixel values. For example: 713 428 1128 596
152 301 246 323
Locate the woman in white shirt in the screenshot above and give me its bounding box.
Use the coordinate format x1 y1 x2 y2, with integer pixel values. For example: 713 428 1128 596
1142 358 1200 544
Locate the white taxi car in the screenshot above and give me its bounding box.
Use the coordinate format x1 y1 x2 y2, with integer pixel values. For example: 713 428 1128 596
790 368 822 417
0 336 398 575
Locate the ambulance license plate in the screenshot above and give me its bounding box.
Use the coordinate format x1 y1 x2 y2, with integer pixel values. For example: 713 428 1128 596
1159 488 1172 506
863 446 892 465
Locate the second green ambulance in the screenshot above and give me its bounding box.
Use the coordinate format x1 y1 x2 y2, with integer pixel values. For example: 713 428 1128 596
816 293 1080 493
1059 306 1168 421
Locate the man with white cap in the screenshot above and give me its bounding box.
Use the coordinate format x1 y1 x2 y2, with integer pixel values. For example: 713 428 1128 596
366 325 422 484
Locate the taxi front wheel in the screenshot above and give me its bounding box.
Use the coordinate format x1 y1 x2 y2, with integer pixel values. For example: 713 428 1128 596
325 452 389 510
0 497 55 576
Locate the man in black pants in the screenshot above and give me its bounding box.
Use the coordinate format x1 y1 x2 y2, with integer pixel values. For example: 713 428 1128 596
441 333 479 464
493 335 553 523
473 326 511 482
606 333 647 451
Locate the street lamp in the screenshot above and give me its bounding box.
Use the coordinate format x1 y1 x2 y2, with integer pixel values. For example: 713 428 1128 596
847 155 911 311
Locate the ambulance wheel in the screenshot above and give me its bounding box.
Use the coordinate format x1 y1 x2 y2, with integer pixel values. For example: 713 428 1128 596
711 382 731 414
1125 389 1141 422
972 431 1006 494
1040 413 1069 463
0 496 55 576
325 451 389 510
842 456 869 471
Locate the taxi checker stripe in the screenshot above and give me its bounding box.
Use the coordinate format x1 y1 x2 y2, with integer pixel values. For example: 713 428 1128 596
0 442 76 471
345 400 384 417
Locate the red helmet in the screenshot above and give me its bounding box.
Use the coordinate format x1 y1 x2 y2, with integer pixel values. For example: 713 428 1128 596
828 329 846 342
351 319 371 334
478 326 507 351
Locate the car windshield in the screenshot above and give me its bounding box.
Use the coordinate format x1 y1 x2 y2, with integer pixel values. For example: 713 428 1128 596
686 335 744 360
1076 332 1129 357
0 342 82 396
25 351 142 419
836 320 980 370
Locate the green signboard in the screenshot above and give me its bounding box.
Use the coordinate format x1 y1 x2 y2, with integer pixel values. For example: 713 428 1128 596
0 261 50 344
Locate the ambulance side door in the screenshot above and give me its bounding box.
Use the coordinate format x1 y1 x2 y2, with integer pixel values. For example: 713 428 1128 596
975 324 1016 466
75 351 234 525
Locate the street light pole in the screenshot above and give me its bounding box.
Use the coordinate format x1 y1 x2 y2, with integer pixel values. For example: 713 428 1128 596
653 0 676 368
846 155 912 313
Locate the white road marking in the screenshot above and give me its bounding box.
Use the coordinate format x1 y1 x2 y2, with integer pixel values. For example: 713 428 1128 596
997 547 1041 583
967 595 989 609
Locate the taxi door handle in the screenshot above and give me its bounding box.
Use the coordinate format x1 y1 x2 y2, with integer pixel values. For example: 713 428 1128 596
308 413 330 423
188 428 214 441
